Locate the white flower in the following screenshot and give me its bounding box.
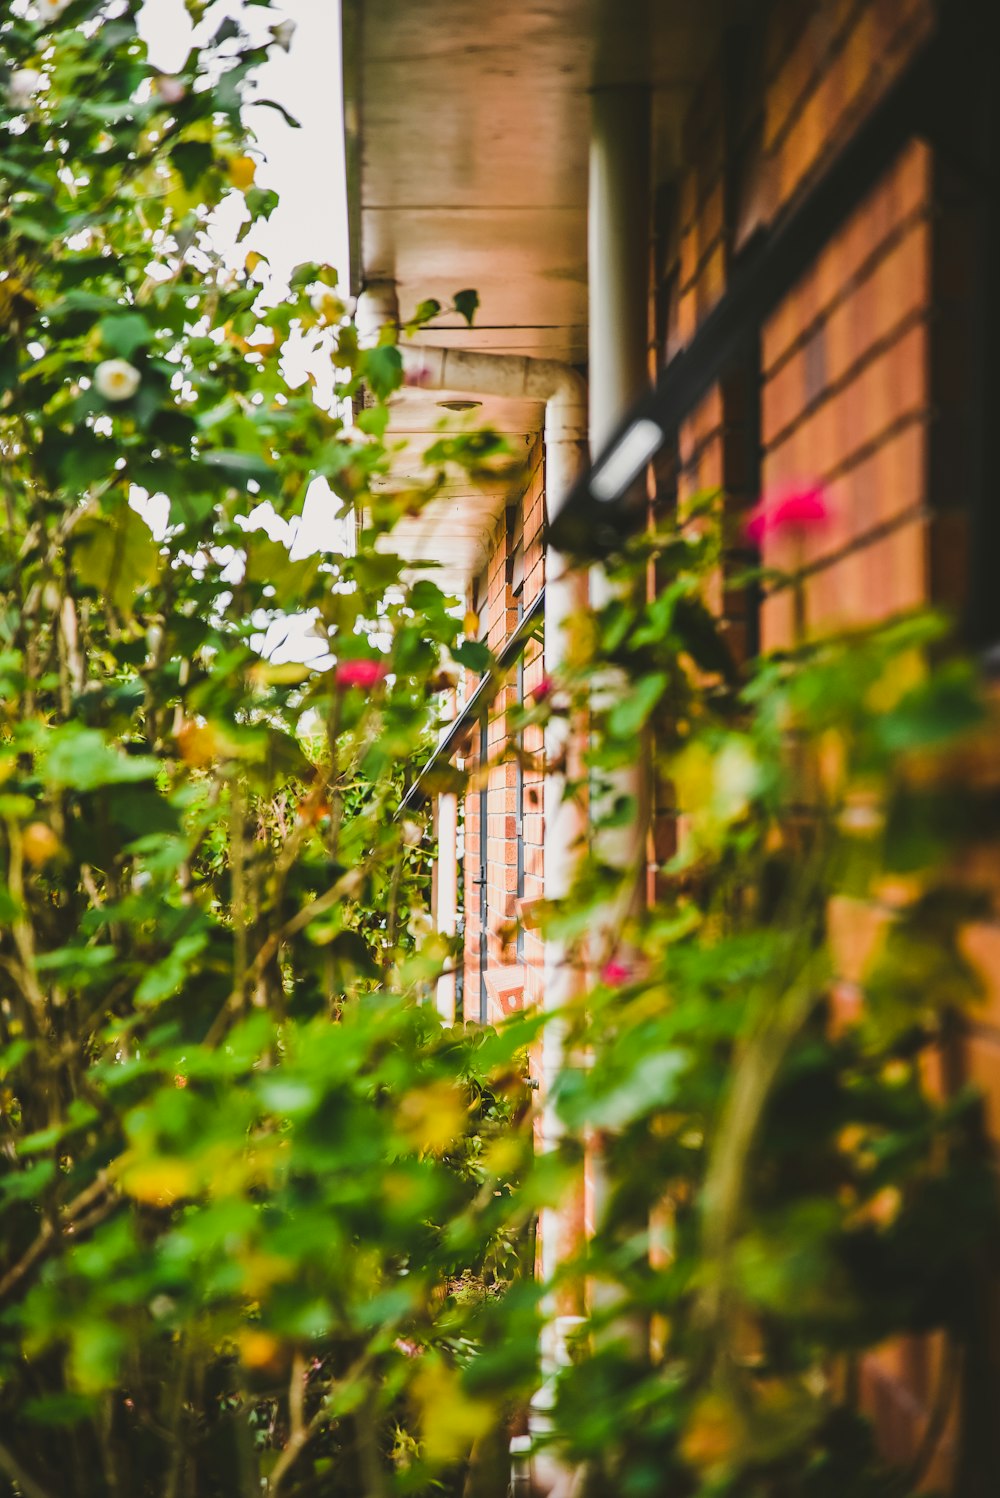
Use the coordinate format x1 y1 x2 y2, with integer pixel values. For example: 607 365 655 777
155 75 186 107
34 0 72 24
270 19 297 51
407 907 434 942
94 358 140 403
838 798 884 836
400 818 424 847
6 68 42 111
712 738 760 822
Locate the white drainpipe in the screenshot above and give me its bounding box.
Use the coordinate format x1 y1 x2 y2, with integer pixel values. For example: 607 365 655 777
357 292 591 1492
587 86 652 1346
395 340 591 1383
434 790 458 1023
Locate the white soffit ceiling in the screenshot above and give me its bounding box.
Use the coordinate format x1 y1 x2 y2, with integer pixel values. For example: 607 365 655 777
343 0 740 590
372 387 541 598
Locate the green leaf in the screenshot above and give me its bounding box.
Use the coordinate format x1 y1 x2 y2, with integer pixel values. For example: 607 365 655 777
254 98 302 129
454 639 492 672
135 932 208 1005
99 313 152 359
244 532 320 597
356 403 390 439
877 662 984 754
256 1075 319 1117
0 1158 56 1203
453 288 479 326
607 672 667 738
361 344 402 400
559 1049 688 1131
170 139 215 189
72 505 161 616
200 448 280 493
43 726 159 792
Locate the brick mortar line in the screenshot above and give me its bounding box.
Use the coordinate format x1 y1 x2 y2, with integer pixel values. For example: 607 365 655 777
678 228 727 300
762 203 931 380
677 102 769 244
762 0 912 164
679 419 745 478
762 303 930 453
760 2 824 96
763 5 933 250
967 1020 1000 1046
762 490 928 591
677 100 929 368
678 158 726 241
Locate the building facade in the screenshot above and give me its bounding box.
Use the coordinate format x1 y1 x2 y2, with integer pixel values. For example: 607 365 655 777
343 0 999 1485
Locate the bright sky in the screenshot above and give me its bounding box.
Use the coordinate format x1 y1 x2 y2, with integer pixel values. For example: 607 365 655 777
137 0 350 661
138 0 347 286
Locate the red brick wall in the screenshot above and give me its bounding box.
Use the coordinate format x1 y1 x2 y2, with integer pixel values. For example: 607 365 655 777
759 136 932 643
755 0 934 229
656 0 993 1484
521 443 546 1011
461 440 546 1024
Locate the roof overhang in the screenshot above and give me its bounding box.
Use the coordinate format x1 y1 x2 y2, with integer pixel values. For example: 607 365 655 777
341 0 747 592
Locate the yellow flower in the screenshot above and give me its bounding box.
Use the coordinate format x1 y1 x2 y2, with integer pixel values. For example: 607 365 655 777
120 1157 195 1206
228 155 257 191
411 1357 494 1465
397 1081 466 1155
22 822 62 868
238 1330 282 1370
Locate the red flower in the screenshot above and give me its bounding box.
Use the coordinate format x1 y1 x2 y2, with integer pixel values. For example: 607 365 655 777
334 658 386 690
532 675 554 704
601 960 630 987
745 484 829 545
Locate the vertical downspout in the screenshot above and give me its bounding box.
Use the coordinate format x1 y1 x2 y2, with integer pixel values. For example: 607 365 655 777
391 341 590 1182
434 791 458 1023
586 83 652 1260
589 87 652 459
391 340 590 1495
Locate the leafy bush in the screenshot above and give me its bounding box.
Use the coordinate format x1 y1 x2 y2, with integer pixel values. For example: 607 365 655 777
0 4 532 1493
526 497 1000 1495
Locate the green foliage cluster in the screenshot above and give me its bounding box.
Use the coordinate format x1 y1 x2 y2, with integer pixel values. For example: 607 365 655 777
0 4 534 1494
524 498 1000 1495
1 5 998 1498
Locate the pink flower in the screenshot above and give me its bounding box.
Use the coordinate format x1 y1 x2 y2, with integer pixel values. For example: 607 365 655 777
532 675 554 704
745 484 829 545
334 658 386 690
601 960 630 987
174 1074 187 1089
